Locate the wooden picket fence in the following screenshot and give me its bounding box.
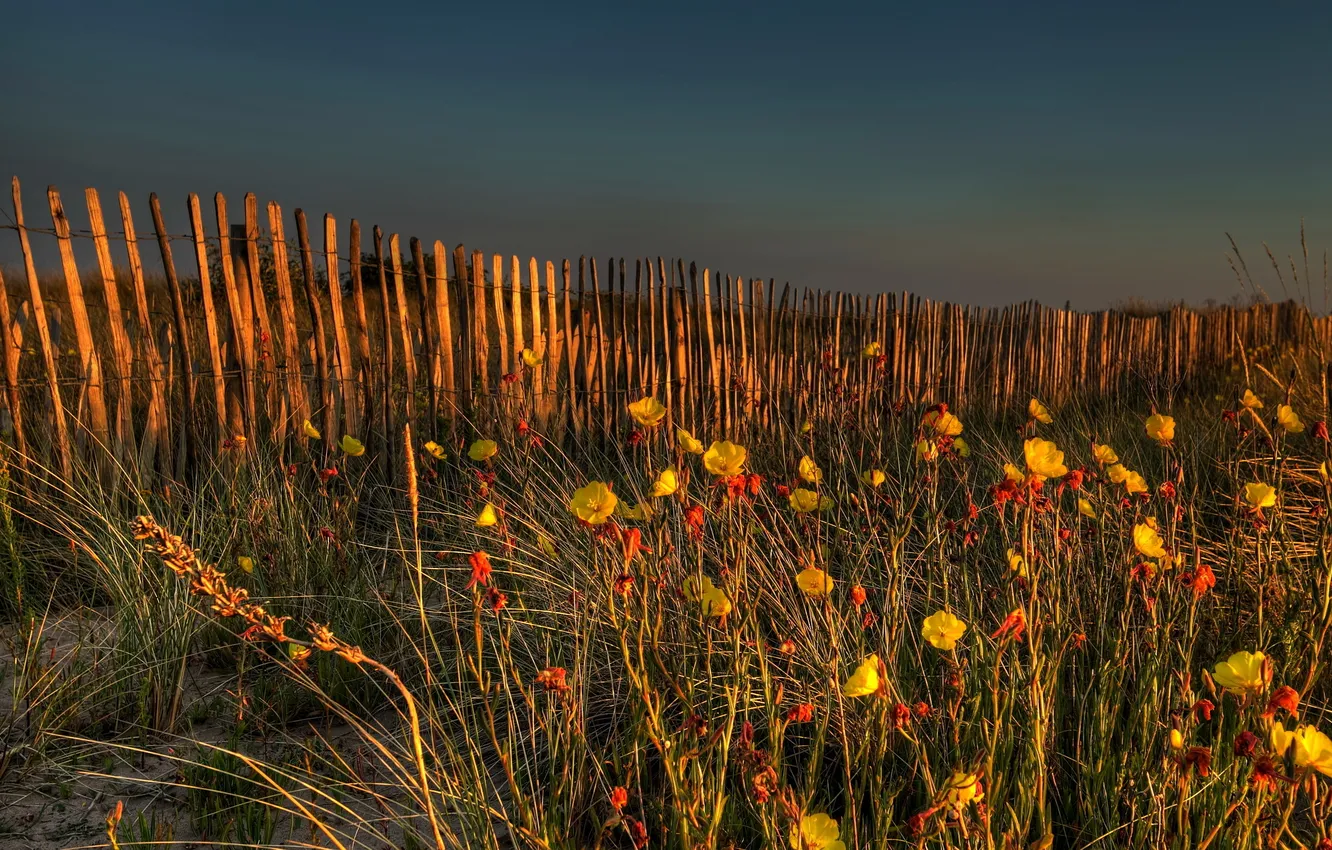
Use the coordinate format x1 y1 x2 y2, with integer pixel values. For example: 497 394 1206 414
1 175 1328 486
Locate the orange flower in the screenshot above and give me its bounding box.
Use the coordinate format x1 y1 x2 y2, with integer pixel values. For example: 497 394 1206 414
1182 564 1216 598
786 703 815 723
610 786 629 811
535 666 570 692
850 584 867 607
467 551 493 588
992 608 1027 642
1261 685 1300 720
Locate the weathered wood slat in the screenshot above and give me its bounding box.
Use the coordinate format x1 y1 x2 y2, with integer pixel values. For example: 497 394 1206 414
11 178 71 478
50 187 113 452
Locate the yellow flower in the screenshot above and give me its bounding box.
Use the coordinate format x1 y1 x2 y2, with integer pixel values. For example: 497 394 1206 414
703 440 746 476
1169 729 1184 750
569 481 618 525
520 348 543 367
1132 523 1167 559
302 419 321 440
789 488 832 513
953 436 971 457
237 556 254 574
1003 463 1025 484
1145 413 1175 444
685 576 732 618
650 466 678 497
922 610 967 651
1091 443 1118 465
702 585 732 617
842 654 881 698
1108 464 1147 494
1024 438 1067 479
861 341 882 358
796 567 834 599
861 469 886 488
628 396 667 428
538 535 557 559
1271 721 1294 757
915 439 939 462
468 439 498 461
1292 725 1332 776
1241 389 1263 409
789 813 845 850
1124 470 1148 494
923 409 964 436
798 455 823 484
1077 498 1096 519
476 503 499 527
340 435 366 456
1277 404 1305 434
1243 482 1276 510
800 420 814 435
677 428 705 454
1212 650 1267 694
616 501 653 521
1028 398 1053 424
1007 548 1028 579
944 772 984 810
424 441 447 460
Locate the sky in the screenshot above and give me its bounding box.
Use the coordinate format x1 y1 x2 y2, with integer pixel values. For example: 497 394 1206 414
3 0 1331 309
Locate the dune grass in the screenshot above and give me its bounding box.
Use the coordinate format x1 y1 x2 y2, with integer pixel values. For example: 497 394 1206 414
1 356 1331 850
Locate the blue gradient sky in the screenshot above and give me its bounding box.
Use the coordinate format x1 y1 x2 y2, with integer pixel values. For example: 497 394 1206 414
4 0 1331 308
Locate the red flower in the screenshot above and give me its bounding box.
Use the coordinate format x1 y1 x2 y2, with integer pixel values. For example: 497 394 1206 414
1191 699 1215 722
501 371 520 385
1233 730 1259 758
786 703 815 723
746 473 763 496
484 587 508 611
777 639 796 655
613 573 634 596
1261 685 1299 720
626 816 649 849
535 666 569 692
775 483 791 499
319 466 339 483
860 610 879 629
1158 481 1176 500
1070 631 1088 650
467 551 493 589
1250 755 1290 792
1182 746 1211 777
913 701 932 718
892 702 912 729
850 584 867 607
725 474 747 500
517 419 531 436
1314 420 1329 441
621 527 651 562
684 505 705 540
1063 468 1085 490
626 429 646 447
610 786 628 811
907 807 939 837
